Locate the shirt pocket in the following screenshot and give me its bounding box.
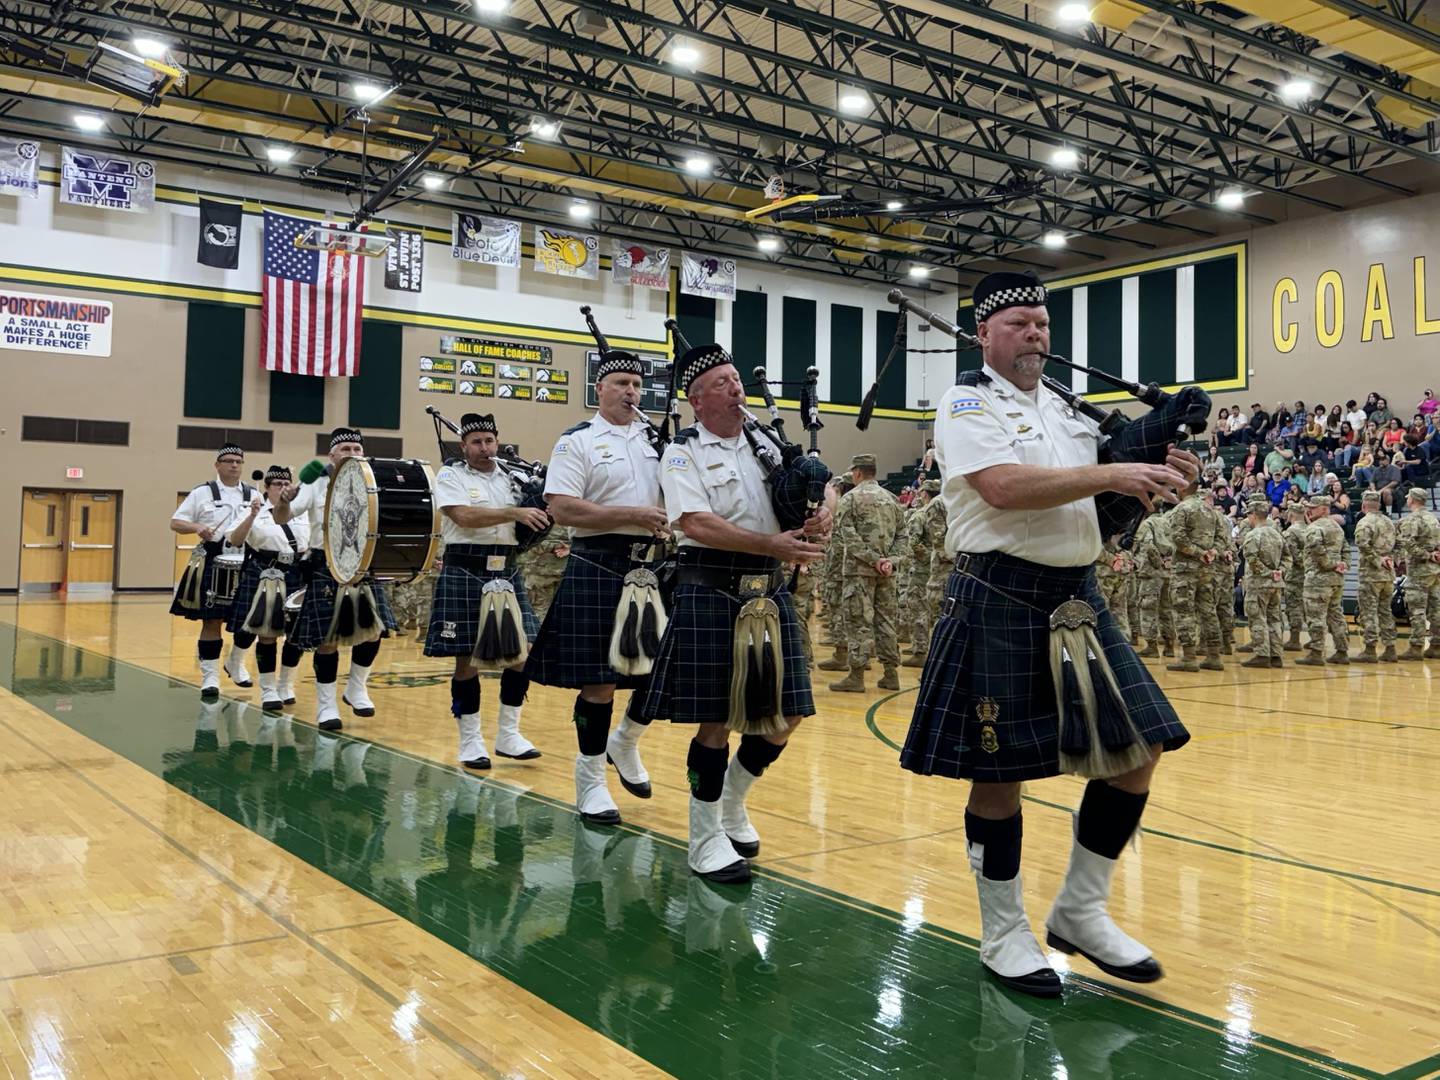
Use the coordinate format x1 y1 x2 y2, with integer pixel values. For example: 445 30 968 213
700 467 745 519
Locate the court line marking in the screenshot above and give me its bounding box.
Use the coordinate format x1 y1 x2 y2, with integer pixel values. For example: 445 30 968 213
0 618 1387 1080
0 933 288 983
0 701 505 1080
864 688 1440 901
1383 1053 1440 1080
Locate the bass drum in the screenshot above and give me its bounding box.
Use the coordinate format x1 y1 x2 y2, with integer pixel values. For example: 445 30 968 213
324 456 440 585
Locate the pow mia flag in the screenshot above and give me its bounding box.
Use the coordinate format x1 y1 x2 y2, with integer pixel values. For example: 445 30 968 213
197 198 242 269
384 227 424 292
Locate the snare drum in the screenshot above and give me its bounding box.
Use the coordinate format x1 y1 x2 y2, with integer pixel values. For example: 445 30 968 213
324 456 440 585
283 588 306 638
208 553 245 606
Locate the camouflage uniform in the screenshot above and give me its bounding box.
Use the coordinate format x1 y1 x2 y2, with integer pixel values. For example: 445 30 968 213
1281 510 1308 648
1239 497 1289 664
1095 538 1133 639
791 561 817 666
896 503 928 650
1133 511 1175 657
1167 492 1228 670
1396 490 1440 658
1212 506 1238 653
391 548 441 635
829 462 904 692
903 482 945 665
516 528 571 623
1352 497 1398 661
1297 498 1350 664
817 478 853 654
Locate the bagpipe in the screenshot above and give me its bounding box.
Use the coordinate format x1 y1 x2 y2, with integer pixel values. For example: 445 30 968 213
580 304 669 455
884 289 1212 538
663 320 832 532
425 405 552 552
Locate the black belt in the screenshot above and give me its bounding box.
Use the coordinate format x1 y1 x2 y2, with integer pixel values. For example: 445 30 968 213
444 543 518 569
572 534 663 559
200 539 224 557
675 549 784 595
249 549 297 569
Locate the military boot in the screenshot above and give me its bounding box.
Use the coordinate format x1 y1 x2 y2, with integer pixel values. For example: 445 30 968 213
1294 651 1326 667
1235 642 1255 654
818 648 850 671
1268 655 1284 668
1283 631 1303 652
1399 641 1426 661
1137 642 1159 658
902 651 927 668
877 666 901 691
1380 644 1398 663
1239 655 1270 669
1426 643 1440 659
1199 654 1224 672
1354 645 1378 663
1166 647 1199 673
1219 641 1233 657
829 667 867 693
1326 650 1350 665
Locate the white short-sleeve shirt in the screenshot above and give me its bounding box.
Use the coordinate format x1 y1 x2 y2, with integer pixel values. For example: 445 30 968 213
936 364 1103 567
661 422 780 547
434 460 520 546
173 476 251 554
543 413 662 538
285 475 330 548
230 503 311 555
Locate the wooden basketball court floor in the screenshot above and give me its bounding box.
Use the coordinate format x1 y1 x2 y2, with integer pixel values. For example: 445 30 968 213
0 594 1436 1079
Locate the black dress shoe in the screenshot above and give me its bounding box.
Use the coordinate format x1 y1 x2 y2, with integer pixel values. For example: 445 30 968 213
496 748 542 760
1046 931 1163 982
983 963 1064 998
728 835 760 858
342 694 375 718
318 717 343 732
283 696 297 706
262 698 284 713
461 755 492 771
696 859 751 885
607 754 653 799
581 808 622 826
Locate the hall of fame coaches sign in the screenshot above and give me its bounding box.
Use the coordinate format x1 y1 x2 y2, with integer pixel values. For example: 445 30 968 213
0 289 114 357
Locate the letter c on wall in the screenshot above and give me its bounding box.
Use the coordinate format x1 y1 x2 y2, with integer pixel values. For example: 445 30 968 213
1272 277 1298 354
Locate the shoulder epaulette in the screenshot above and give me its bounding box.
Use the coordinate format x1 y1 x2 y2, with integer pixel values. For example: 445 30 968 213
560 420 592 436
670 426 699 445
955 370 991 388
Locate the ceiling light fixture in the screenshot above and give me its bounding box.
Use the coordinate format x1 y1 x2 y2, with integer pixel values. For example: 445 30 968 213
1041 230 1068 248
569 200 593 220
131 37 168 58
671 40 701 67
757 236 781 253
530 117 559 139
474 0 509 13
907 264 931 279
684 154 712 176
885 199 904 211
1056 2 1092 23
266 145 294 163
1278 78 1314 103
1216 188 1246 210
73 112 105 133
838 88 869 113
422 173 445 190
1048 146 1080 169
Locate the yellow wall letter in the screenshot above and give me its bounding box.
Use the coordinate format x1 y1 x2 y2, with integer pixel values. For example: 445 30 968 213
1272 277 1298 354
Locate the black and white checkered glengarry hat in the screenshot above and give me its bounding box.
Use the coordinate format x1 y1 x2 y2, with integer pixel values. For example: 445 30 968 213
460 413 497 436
594 350 645 382
972 270 1049 323
676 344 734 395
329 427 364 449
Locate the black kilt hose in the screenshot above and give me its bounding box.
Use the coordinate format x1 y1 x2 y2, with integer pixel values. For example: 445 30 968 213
423 544 540 657
289 552 397 651
170 541 238 622
638 549 814 725
225 550 305 635
526 534 663 689
901 551 1189 783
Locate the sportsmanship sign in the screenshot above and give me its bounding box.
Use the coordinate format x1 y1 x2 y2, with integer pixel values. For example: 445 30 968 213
0 289 114 357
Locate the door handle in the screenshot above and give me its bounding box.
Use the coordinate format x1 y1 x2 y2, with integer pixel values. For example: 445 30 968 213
22 543 63 549
69 543 115 550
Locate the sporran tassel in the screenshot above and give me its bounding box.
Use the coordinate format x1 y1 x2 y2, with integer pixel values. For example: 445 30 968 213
608 569 669 677
473 578 529 671
327 582 384 648
176 547 206 611
619 600 641 660
245 569 287 633
726 596 786 736
1049 599 1150 778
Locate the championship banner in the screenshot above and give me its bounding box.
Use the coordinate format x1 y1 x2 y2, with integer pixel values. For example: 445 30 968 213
458 380 495 397
456 358 496 378
197 198 242 269
418 374 455 394
60 146 156 212
680 251 737 300
0 137 40 200
612 240 671 291
440 336 552 365
385 227 425 291
535 368 569 385
497 383 533 400
452 212 520 267
419 355 455 374
535 386 569 404
0 288 113 357
533 225 599 279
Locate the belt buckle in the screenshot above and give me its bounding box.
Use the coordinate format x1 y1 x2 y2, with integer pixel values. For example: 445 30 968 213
486 555 508 572
630 542 651 562
954 553 970 573
738 573 768 598
277 553 294 566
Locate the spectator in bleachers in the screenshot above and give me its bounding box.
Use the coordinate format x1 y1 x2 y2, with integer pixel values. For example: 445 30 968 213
1299 459 1328 495
1418 421 1440 464
1297 438 1332 475
1382 417 1406 450
1264 442 1294 477
1336 422 1361 469
1226 408 1247 443
1353 445 1377 487
1215 407 1233 446
1372 452 1403 512
1248 403 1271 439
1239 474 1262 503
1394 442 1427 486
1323 406 1344 449
1303 409 1326 446
1363 392 1381 418
1418 389 1438 419
1346 399 1368 430
1242 442 1263 476
1276 411 1303 449
1267 467 1294 505
1214 482 1237 516
1362 419 1381 446
1326 479 1351 528
1372 397 1394 425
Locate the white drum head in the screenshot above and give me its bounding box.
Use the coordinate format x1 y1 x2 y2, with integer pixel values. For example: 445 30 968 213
325 456 377 585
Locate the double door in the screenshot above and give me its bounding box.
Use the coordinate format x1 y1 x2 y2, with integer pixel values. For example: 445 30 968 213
19 490 121 594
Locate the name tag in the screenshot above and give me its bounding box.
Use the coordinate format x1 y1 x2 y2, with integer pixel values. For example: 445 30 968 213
486 555 508 571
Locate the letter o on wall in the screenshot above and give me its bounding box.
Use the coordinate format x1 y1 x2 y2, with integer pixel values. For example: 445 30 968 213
1272 277 1298 354
1315 270 1343 348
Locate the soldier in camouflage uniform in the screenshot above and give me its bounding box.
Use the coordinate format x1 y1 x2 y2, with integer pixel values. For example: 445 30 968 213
1281 504 1308 650
516 527 572 623
1295 494 1350 666
1397 487 1440 660
1352 489 1398 664
817 475 854 656
1167 483 1228 672
1094 536 1133 639
904 480 945 666
828 453 905 693
1239 495 1289 668
391 549 441 636
896 493 929 655
1133 508 1175 658
1205 492 1237 655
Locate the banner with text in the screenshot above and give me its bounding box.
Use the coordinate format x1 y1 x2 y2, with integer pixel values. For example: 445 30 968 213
0 289 114 357
680 251 737 301
533 226 599 278
61 146 156 212
0 137 40 200
452 213 521 267
612 240 671 291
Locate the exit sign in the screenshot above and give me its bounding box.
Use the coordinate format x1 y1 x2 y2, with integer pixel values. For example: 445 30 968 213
65 467 84 480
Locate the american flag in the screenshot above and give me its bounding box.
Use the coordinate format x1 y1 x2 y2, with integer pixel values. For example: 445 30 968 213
260 210 365 376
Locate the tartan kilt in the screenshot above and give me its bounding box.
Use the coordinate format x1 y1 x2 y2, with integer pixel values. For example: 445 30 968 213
288 558 397 651
526 548 651 689
423 551 539 657
638 550 814 725
225 553 305 634
901 551 1189 783
170 542 237 622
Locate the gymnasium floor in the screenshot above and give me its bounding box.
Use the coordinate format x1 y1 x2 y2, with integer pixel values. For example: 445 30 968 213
0 595 1436 1079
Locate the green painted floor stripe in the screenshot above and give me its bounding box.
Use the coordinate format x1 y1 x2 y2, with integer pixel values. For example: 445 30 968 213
0 621 1381 1079
866 689 1440 900
1386 1055 1440 1080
